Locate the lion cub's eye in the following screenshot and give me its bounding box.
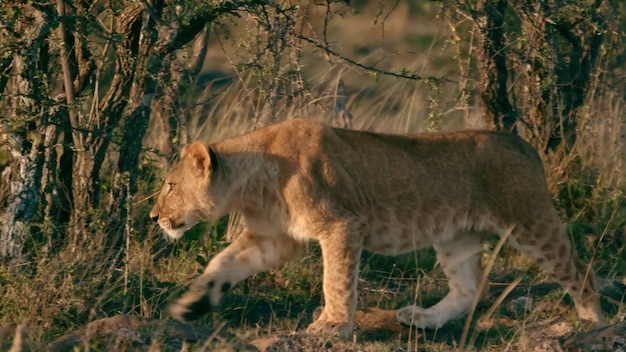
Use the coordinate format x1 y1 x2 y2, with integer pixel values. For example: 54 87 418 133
167 182 175 193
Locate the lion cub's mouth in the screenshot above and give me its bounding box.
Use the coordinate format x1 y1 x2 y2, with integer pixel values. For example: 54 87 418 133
170 221 188 230
159 215 201 241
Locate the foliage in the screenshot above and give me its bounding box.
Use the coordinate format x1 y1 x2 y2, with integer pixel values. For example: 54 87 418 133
0 0 624 350
447 0 622 152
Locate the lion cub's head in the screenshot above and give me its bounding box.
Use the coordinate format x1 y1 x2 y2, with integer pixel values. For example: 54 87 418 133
150 142 222 240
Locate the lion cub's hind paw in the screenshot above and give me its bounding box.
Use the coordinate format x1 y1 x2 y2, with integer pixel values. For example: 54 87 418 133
396 306 443 330
307 319 352 339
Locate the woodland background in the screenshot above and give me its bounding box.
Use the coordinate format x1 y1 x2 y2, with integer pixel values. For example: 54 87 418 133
0 0 625 350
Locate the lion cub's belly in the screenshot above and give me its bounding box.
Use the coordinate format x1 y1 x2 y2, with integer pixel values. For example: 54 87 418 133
363 222 434 255
360 206 469 255
356 193 481 255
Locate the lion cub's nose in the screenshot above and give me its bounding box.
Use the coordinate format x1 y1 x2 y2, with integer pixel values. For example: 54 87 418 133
150 212 159 223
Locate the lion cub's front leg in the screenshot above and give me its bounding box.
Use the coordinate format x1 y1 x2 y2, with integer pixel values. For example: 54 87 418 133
170 230 301 322
307 232 363 339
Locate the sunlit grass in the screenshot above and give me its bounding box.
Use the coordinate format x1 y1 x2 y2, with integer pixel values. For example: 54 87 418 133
1 1 625 351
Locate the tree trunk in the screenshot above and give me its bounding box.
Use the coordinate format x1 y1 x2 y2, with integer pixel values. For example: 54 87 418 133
107 9 158 249
164 26 210 154
0 4 49 259
475 0 518 132
0 132 42 259
469 0 610 152
106 4 220 249
0 0 250 259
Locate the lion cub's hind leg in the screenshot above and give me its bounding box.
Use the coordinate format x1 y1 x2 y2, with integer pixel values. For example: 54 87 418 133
397 233 484 329
509 221 604 329
170 231 301 322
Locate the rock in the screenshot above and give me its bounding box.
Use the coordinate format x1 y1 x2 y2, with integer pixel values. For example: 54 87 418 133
251 335 296 352
559 321 626 352
47 315 257 351
513 319 626 352
250 334 333 352
508 296 533 315
511 318 574 352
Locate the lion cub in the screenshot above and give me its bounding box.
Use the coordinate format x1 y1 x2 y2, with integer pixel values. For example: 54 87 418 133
150 118 603 338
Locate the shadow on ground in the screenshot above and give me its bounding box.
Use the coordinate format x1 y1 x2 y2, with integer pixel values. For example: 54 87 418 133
1 280 623 351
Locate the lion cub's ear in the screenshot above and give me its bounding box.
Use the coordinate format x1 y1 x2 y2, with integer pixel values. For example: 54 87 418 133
181 141 217 175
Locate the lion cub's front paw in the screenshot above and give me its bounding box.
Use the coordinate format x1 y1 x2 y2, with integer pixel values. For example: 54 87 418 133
170 293 211 322
169 284 213 322
396 305 440 329
169 278 234 322
307 318 352 339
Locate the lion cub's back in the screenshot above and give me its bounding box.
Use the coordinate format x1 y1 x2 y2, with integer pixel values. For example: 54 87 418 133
327 124 546 188
250 119 553 245
262 118 546 189
265 118 547 205
325 125 551 249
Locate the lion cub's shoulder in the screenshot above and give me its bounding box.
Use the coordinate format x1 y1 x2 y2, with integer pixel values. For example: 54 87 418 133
229 118 333 153
263 118 328 133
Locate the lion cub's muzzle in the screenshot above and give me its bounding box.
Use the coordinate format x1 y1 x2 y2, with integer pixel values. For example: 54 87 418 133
149 206 162 223
149 209 188 240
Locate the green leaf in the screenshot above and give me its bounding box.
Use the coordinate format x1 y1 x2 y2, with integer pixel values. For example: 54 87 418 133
196 254 208 267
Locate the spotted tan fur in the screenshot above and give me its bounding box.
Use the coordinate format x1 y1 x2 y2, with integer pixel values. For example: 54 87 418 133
149 118 603 338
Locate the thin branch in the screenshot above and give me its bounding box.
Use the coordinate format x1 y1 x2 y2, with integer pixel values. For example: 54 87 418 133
475 0 518 131
297 34 455 84
0 56 13 99
55 0 83 150
155 1 248 56
138 0 169 27
379 0 401 41
188 25 211 76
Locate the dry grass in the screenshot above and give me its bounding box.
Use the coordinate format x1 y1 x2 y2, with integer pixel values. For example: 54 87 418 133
1 1 625 351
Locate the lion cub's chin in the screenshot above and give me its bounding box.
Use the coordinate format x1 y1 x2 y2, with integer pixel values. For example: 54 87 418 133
161 219 201 241
162 230 184 241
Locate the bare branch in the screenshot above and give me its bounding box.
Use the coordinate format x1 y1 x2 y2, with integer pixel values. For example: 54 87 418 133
475 0 518 131
55 0 82 150
154 1 248 56
188 25 211 76
297 34 455 84
8 324 27 352
0 56 12 98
